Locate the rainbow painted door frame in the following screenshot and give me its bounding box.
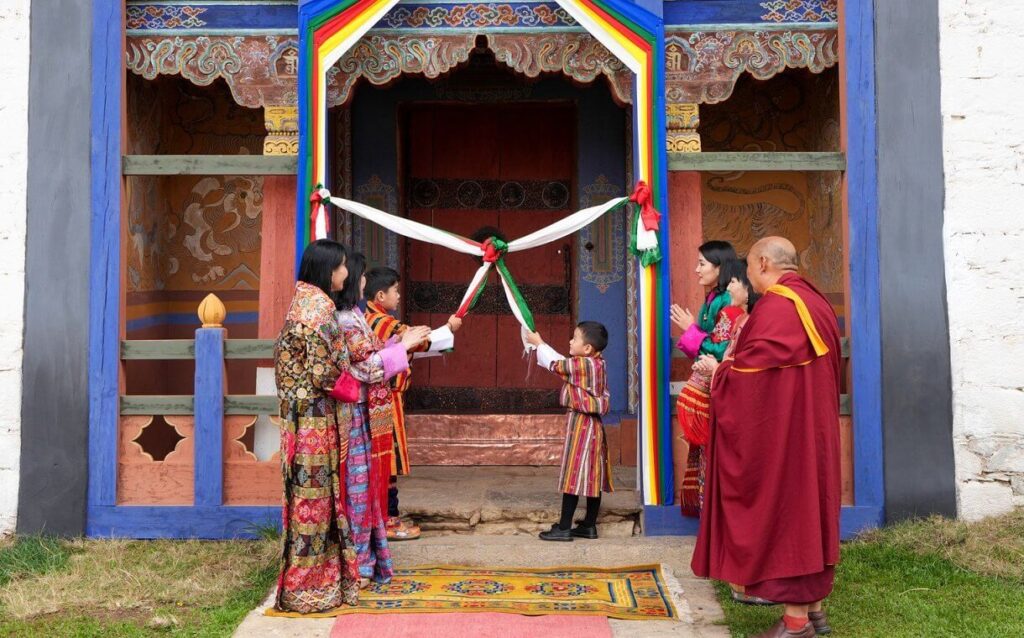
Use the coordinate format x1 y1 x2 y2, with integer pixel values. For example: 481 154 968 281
296 0 674 505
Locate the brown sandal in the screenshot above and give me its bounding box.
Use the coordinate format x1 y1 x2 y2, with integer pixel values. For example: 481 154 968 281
386 516 421 541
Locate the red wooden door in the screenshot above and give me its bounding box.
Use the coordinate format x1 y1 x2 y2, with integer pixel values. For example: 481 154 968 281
403 103 575 413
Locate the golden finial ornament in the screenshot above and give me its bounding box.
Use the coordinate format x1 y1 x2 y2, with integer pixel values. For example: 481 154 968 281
198 293 227 328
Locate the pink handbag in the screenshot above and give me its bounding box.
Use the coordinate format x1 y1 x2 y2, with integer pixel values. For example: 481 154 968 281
330 371 360 403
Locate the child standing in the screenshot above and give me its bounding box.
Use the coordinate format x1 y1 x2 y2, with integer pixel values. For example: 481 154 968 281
363 266 461 541
526 321 612 542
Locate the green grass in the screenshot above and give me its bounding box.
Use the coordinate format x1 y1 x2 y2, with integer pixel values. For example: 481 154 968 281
0 559 277 637
715 511 1024 637
0 536 74 587
0 538 279 637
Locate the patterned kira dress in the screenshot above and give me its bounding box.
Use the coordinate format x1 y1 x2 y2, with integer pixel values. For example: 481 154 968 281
274 281 360 614
675 289 744 517
335 308 409 581
540 348 613 498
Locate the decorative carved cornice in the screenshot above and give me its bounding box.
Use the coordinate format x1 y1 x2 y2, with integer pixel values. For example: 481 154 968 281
127 32 634 109
126 35 299 108
326 35 477 107
665 29 839 105
487 33 632 106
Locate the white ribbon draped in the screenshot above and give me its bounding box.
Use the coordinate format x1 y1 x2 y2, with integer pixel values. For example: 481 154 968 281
323 193 630 343
330 195 628 255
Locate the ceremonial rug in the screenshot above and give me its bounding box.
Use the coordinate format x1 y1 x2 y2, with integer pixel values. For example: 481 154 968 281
329 612 613 637
267 564 678 620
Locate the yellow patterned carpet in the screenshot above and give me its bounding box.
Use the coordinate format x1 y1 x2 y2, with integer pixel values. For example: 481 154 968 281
267 564 678 620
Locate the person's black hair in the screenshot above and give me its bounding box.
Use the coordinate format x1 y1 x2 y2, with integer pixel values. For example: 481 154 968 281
722 257 761 310
365 266 401 301
336 251 367 310
576 320 609 353
297 239 348 296
698 240 738 292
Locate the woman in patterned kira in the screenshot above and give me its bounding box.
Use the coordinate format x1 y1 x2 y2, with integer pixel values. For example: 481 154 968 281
333 252 430 587
273 239 361 614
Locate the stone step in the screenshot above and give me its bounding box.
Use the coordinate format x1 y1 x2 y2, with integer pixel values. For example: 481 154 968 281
397 466 642 536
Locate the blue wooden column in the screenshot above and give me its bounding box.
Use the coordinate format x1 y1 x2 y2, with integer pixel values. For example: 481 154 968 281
194 328 226 507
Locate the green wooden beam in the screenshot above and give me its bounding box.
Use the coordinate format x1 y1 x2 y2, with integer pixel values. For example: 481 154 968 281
121 340 195 360
120 395 194 415
122 155 298 176
224 339 275 359
668 152 846 172
225 395 280 415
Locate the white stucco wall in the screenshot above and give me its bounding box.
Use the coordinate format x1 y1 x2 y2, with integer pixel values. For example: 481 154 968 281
941 0 1024 520
0 0 30 535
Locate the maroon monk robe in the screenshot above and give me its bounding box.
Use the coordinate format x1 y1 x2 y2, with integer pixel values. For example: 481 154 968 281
691 272 842 603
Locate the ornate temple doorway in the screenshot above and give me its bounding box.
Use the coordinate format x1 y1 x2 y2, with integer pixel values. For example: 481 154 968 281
337 43 631 466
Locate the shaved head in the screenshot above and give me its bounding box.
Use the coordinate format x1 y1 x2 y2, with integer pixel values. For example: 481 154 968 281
750 237 799 270
747 236 799 293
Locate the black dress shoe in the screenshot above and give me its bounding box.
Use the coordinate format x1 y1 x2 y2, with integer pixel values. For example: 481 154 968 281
570 524 598 539
539 526 573 542
808 611 832 635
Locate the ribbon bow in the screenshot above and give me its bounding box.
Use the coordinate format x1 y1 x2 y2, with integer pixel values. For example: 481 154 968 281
310 186 332 240
629 180 660 232
626 180 662 266
481 236 508 263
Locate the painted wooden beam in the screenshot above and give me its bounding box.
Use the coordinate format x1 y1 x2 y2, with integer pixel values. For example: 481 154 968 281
122 155 298 176
843 0 886 525
120 339 276 359
225 395 280 415
88 0 124 514
120 396 194 415
194 328 226 507
119 395 278 415
121 340 195 360
224 339 275 359
87 505 279 539
667 152 846 172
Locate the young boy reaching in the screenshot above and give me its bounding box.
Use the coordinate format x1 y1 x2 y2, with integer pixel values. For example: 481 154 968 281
526 321 612 542
364 266 462 541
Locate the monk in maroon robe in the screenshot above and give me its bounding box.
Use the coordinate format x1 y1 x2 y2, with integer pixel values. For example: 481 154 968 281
691 237 841 638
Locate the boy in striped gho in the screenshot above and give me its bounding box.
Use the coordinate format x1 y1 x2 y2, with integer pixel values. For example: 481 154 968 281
364 266 461 541
526 321 612 542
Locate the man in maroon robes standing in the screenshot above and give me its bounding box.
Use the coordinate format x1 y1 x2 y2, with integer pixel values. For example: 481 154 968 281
692 237 842 638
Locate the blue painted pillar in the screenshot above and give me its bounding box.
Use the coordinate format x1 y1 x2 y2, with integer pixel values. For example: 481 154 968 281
194 328 226 507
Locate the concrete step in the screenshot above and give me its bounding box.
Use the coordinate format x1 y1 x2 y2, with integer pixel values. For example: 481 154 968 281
397 466 642 536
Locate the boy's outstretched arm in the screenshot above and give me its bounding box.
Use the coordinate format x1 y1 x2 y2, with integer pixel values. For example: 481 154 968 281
526 330 565 371
413 315 462 359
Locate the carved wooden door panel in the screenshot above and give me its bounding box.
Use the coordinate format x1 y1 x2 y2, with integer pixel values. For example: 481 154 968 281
403 103 575 414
